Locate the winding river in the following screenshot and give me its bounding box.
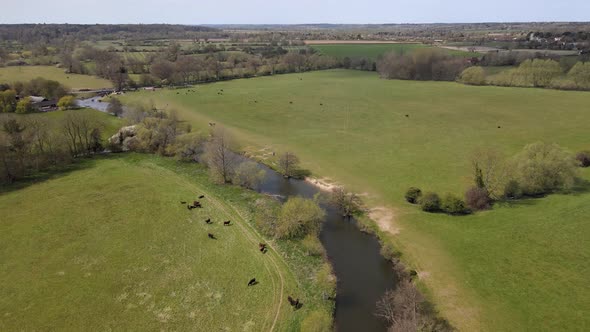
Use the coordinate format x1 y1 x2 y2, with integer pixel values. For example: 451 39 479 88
257 164 397 332
87 97 398 331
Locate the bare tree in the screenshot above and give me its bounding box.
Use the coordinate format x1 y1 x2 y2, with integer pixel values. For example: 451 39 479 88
330 187 363 218
376 280 424 332
278 151 300 178
203 127 236 183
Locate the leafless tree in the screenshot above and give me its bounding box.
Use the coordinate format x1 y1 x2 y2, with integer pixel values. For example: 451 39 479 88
330 187 363 218
278 151 300 178
203 127 237 183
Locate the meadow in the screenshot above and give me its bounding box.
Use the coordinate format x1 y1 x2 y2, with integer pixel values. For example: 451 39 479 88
0 66 112 90
122 69 590 331
310 43 477 60
0 153 331 331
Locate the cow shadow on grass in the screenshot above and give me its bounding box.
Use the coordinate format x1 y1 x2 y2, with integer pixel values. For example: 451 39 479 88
0 154 125 195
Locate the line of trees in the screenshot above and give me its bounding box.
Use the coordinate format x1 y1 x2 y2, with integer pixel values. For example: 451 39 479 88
377 48 468 81
0 112 104 184
460 59 590 91
405 142 584 216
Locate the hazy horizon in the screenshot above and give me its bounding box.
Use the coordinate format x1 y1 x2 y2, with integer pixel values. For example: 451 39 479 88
1 0 589 25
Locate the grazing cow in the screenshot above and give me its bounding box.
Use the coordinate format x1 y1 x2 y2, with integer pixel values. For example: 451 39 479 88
180 201 187 204
254 100 258 103
288 296 302 309
223 221 231 226
199 195 205 199
247 278 257 286
289 101 293 104
205 218 212 224
259 243 267 253
187 205 194 210
498 126 502 129
208 233 216 239
405 114 409 118
320 103 323 106
193 201 202 208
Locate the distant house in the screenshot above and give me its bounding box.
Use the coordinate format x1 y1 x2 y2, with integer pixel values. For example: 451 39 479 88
31 98 58 112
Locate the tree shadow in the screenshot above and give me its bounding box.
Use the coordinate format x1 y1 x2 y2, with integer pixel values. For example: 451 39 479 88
568 178 590 195
0 154 124 195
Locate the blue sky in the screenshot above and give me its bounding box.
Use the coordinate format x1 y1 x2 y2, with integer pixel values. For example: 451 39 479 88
1 0 589 24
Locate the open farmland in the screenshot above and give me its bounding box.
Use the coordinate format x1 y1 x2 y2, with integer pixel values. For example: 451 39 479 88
122 69 590 331
0 154 329 331
0 66 112 90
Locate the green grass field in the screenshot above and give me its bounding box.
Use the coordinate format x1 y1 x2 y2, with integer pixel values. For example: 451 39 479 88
0 66 112 90
311 44 477 60
122 69 590 331
0 154 330 331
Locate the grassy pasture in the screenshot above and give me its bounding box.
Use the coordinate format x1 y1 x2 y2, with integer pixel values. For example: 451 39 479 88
122 69 590 331
0 66 112 90
0 154 324 331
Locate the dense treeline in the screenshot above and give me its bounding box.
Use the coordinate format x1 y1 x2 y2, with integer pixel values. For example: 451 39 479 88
460 59 590 90
377 48 468 81
0 112 104 184
0 24 218 45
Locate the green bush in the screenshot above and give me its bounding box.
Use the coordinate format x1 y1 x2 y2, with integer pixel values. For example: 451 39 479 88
405 187 422 204
380 242 401 262
503 180 522 199
300 309 333 332
511 142 578 196
301 234 325 256
441 194 470 215
420 192 441 212
459 66 486 85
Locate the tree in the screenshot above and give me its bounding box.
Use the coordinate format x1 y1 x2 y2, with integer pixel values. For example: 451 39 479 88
202 127 237 183
233 160 266 190
151 60 176 83
107 97 123 116
441 194 470 215
459 66 486 85
15 97 34 114
276 197 325 239
465 186 491 211
376 280 426 332
57 95 76 110
511 142 578 195
568 62 590 89
0 90 17 113
576 151 590 167
470 148 506 199
405 187 422 204
419 192 440 212
278 151 300 178
254 198 280 237
329 187 363 218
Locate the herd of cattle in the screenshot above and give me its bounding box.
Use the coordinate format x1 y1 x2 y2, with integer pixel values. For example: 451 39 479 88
183 194 303 310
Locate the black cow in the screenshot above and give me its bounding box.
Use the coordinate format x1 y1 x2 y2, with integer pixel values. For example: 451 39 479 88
205 218 212 224
248 278 257 286
208 233 216 239
223 221 231 226
288 296 302 309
